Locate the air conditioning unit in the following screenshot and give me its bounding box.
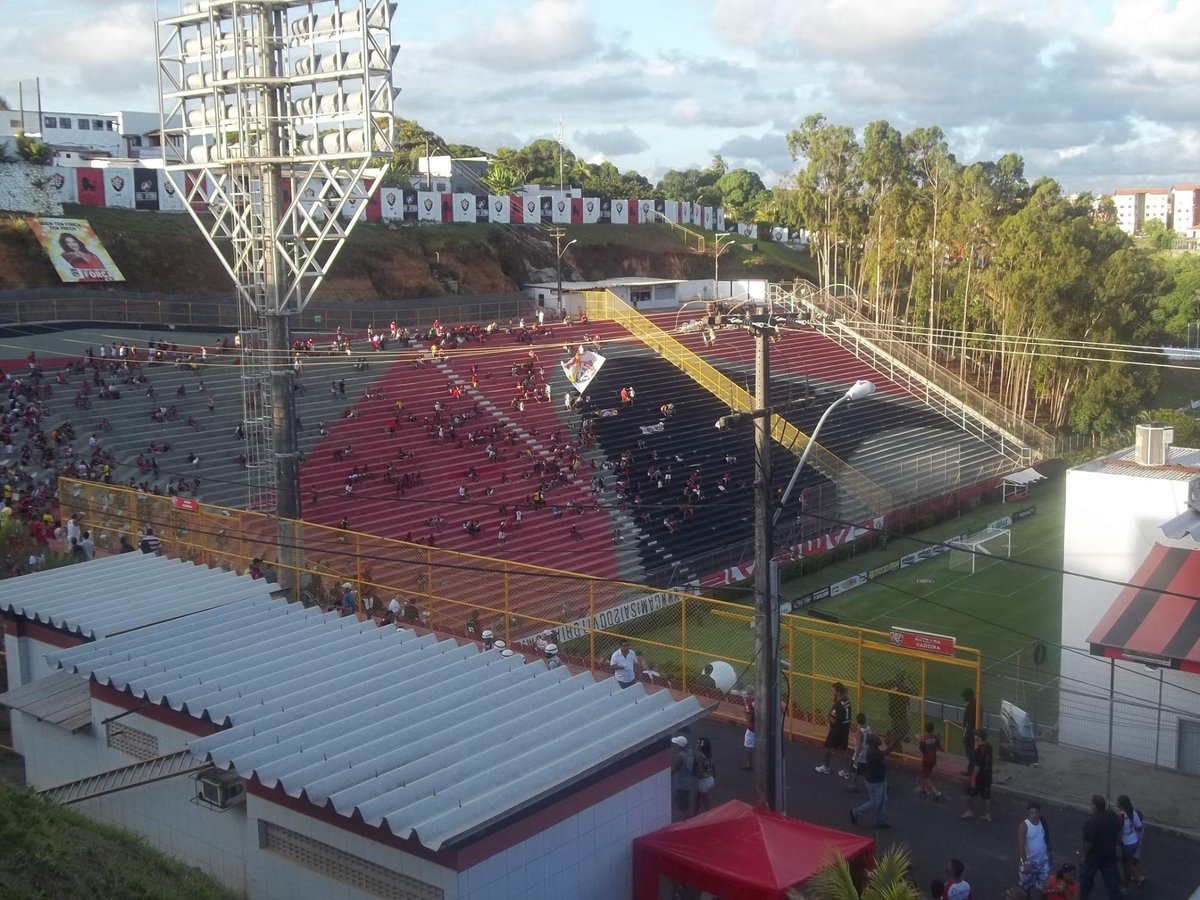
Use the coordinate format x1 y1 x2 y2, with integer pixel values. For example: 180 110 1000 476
1135 422 1174 467
193 768 246 810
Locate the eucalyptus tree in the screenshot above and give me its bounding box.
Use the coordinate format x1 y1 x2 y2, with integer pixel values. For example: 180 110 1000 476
903 126 959 357
786 113 864 288
857 120 908 322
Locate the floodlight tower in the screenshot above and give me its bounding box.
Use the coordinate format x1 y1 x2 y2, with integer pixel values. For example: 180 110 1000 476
156 0 397 581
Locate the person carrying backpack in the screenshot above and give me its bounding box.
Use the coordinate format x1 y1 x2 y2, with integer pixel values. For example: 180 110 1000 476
1116 795 1145 889
692 737 715 815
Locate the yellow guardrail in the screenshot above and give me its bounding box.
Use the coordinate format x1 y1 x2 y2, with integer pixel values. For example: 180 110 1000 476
57 478 978 758
582 290 895 514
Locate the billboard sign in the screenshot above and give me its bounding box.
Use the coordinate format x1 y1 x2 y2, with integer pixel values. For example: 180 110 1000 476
26 217 125 283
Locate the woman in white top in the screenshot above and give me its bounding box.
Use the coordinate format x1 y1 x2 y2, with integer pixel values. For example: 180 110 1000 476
1017 801 1051 891
1116 794 1145 889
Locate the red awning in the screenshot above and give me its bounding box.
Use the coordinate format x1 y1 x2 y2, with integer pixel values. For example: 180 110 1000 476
1088 543 1200 673
633 800 874 900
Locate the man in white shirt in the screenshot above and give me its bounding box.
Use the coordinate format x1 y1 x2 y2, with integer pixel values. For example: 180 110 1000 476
610 639 640 688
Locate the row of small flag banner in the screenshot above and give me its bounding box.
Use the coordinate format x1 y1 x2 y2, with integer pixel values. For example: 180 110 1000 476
39 166 759 237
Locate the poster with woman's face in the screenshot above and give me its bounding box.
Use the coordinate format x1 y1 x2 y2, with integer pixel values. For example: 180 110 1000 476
26 217 125 283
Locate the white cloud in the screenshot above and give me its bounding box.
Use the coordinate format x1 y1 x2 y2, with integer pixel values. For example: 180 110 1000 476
457 0 599 71
574 126 649 157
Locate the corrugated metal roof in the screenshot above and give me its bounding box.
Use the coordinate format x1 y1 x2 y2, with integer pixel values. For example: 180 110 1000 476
52 596 710 850
0 670 92 732
0 553 275 639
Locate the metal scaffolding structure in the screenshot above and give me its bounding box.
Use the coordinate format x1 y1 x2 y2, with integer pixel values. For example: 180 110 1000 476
155 0 397 573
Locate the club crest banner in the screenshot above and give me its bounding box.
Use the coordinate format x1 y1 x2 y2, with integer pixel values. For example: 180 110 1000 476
561 348 606 394
27 217 125 283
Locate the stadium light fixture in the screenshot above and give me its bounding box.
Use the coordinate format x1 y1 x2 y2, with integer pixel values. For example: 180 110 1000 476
156 0 398 590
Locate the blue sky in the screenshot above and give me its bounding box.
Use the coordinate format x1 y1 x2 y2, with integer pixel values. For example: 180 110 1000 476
3 0 1198 193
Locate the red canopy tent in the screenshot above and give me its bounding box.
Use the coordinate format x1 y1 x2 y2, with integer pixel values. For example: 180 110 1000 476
633 800 875 900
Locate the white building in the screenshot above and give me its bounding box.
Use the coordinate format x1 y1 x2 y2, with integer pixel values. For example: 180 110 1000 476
1111 187 1171 236
1059 425 1200 773
0 554 704 900
0 108 162 164
1172 185 1200 240
412 155 491 194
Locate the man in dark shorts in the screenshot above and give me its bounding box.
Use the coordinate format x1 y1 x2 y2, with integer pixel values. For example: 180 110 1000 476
816 682 852 774
961 728 994 822
1080 794 1123 899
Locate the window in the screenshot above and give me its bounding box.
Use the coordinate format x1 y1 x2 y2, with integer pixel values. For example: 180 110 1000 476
105 721 160 760
43 116 57 129
78 119 90 130
129 136 143 147
259 821 443 899
93 120 106 131
8 119 18 128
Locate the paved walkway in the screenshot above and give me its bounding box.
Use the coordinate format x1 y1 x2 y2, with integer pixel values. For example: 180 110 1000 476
694 715 1200 898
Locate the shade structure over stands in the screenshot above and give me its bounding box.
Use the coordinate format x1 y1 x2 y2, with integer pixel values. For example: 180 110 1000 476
632 800 874 900
1088 542 1200 672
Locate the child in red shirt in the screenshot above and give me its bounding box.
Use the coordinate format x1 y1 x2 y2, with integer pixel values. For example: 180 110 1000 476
919 721 944 801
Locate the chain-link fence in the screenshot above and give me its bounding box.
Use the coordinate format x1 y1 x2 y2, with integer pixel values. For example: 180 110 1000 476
58 477 981 761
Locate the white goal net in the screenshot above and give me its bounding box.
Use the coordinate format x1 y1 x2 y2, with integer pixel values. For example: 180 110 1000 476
946 527 1011 574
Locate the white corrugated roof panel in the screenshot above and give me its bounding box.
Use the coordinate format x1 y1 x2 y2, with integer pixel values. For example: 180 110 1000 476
0 554 274 639
52 596 710 850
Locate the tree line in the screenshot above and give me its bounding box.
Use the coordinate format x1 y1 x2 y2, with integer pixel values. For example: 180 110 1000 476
383 119 772 222
775 114 1199 436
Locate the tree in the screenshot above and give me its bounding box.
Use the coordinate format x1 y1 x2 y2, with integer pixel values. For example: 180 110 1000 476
715 168 767 221
483 150 526 194
15 132 52 165
508 138 576 186
903 125 958 357
1139 218 1176 250
796 844 922 900
1151 253 1200 342
0 96 9 110
786 113 863 287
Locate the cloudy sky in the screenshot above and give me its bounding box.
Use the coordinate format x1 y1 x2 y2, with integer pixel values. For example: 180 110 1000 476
2 0 1198 193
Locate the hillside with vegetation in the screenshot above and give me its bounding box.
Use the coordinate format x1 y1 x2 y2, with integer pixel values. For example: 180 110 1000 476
0 206 814 302
0 782 237 900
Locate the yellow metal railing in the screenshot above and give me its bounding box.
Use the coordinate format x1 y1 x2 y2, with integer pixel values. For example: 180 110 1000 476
57 478 978 759
583 290 895 514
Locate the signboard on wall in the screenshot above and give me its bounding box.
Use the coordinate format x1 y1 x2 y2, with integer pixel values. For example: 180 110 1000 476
26 217 125 283
888 627 957 657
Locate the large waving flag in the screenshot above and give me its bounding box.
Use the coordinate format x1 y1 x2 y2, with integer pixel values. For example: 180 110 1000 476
561 348 606 394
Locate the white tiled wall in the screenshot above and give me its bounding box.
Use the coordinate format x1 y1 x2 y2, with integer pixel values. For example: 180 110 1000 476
457 769 671 900
247 796 458 900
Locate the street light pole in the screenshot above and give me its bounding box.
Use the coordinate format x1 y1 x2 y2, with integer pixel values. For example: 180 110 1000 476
750 319 780 811
714 232 733 297
551 229 576 316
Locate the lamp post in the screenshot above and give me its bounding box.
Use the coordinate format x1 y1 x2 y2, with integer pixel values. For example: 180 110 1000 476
714 231 735 297
552 229 576 316
745 370 874 812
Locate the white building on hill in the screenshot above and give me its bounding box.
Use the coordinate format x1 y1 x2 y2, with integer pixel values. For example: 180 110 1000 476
1112 187 1171 236
0 554 706 899
1060 424 1200 773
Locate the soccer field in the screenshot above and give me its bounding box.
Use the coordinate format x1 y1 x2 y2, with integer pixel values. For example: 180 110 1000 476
798 480 1064 661
589 477 1065 723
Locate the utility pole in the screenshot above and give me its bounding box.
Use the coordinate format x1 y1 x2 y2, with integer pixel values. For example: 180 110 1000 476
750 318 782 811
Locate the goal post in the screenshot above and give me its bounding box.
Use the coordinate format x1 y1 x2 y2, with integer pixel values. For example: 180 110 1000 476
946 527 1011 575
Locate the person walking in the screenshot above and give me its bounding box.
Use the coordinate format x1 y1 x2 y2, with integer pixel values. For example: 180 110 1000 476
960 687 978 775
740 693 756 770
670 736 695 819
815 682 852 774
846 712 872 792
1079 794 1123 899
609 638 640 688
1115 794 1144 890
849 733 892 829
918 721 944 801
961 728 994 822
693 737 715 815
1018 801 1053 893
